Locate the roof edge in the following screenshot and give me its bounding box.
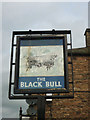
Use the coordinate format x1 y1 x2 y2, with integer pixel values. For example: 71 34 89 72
84 28 90 35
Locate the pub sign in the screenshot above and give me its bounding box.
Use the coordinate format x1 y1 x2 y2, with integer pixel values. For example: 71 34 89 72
14 36 68 94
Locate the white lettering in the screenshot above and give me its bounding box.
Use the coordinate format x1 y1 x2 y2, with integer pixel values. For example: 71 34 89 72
33 82 38 87
21 82 24 87
20 81 62 88
25 82 28 87
38 82 42 87
46 81 62 88
28 82 33 87
55 81 62 87
37 77 45 81
37 78 40 81
50 82 54 87
46 82 49 87
58 82 62 87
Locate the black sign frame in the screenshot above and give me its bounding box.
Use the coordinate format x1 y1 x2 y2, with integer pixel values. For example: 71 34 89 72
8 30 74 99
14 35 69 94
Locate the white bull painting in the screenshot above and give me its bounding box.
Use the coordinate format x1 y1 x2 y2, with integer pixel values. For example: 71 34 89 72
26 54 57 71
19 46 64 76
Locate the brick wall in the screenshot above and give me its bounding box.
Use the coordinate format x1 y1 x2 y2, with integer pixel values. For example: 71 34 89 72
45 54 90 120
45 28 90 120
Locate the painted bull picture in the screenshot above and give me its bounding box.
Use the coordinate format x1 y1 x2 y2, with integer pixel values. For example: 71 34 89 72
25 54 57 71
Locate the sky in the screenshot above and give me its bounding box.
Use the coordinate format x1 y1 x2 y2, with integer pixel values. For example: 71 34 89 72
1 1 89 119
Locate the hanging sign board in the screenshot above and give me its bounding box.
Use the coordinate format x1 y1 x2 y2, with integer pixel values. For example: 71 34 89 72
14 36 68 94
